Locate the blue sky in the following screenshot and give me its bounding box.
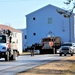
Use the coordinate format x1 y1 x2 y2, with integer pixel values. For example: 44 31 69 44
0 0 74 29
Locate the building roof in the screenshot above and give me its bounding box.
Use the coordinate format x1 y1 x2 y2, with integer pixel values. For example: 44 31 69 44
26 4 60 16
0 24 22 33
26 4 74 16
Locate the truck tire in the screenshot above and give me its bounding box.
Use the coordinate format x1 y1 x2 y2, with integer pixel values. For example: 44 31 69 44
5 51 9 61
71 53 73 56
13 51 17 60
59 53 62 56
64 54 66 56
10 51 17 60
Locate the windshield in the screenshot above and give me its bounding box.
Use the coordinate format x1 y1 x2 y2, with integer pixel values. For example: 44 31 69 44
62 43 72 46
42 38 54 42
0 35 6 43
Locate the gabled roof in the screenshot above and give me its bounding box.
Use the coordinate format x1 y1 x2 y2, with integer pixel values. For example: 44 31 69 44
0 24 22 33
26 4 61 16
26 4 74 16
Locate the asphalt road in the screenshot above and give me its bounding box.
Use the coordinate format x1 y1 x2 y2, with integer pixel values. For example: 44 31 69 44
0 54 69 75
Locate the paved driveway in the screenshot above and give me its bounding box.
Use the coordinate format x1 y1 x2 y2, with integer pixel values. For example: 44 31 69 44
0 54 67 75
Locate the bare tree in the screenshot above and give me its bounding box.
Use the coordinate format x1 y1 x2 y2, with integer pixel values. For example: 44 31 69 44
56 0 75 42
56 0 75 17
64 0 73 5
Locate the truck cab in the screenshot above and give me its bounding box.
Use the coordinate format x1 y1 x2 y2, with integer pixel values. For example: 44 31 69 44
39 37 61 54
0 29 19 61
42 37 54 49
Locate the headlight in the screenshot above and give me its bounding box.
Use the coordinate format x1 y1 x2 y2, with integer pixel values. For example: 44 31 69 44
70 47 73 49
69 47 73 52
70 47 73 50
2 47 6 49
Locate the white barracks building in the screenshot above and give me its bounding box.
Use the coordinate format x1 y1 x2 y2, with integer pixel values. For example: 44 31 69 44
0 24 22 54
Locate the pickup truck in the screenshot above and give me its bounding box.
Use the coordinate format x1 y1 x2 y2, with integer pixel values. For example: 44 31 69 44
59 42 75 56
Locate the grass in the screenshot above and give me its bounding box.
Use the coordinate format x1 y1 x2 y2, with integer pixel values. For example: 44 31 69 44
60 59 75 75
64 62 75 75
17 55 75 75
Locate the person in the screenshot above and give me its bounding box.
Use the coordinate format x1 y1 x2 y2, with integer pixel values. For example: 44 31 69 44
31 44 35 56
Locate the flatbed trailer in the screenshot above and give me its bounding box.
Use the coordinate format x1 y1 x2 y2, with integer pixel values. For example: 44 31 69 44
26 37 61 54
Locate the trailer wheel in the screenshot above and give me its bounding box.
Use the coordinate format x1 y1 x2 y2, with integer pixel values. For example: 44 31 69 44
40 50 42 54
40 49 43 54
5 51 9 61
55 49 57 54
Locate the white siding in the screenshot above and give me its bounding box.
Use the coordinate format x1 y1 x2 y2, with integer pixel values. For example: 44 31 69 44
20 28 27 51
17 33 22 54
12 32 22 54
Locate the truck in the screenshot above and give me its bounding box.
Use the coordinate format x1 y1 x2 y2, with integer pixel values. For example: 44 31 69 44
26 36 61 54
0 29 19 61
38 37 61 54
59 42 75 56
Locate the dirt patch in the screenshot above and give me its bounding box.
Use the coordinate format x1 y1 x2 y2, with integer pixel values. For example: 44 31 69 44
17 56 75 75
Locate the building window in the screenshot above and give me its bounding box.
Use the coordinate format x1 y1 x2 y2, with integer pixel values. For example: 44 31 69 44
48 18 52 24
25 35 27 39
33 17 36 20
33 33 36 36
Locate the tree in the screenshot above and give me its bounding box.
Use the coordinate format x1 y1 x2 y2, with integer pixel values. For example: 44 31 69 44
64 0 73 5
56 0 75 17
56 0 75 42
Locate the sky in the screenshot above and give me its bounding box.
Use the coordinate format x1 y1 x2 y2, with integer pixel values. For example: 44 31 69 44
0 0 74 29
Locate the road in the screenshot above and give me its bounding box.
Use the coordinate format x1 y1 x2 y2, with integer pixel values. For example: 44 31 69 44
0 54 69 75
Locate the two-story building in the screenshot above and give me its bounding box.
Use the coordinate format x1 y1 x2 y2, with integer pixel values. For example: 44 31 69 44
26 4 74 47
